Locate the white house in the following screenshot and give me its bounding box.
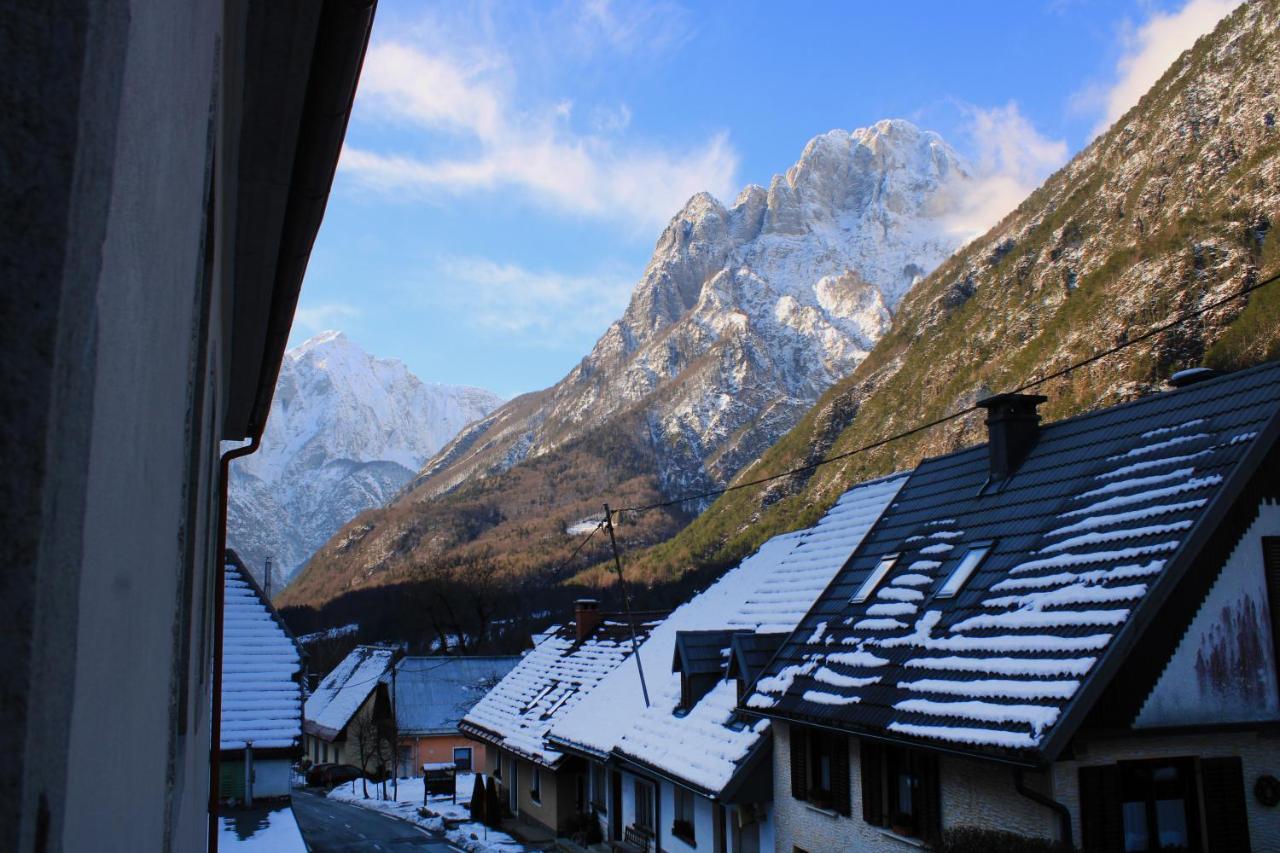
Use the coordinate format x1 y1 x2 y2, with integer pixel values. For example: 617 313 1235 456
745 363 1280 852
547 473 906 852
219 551 304 803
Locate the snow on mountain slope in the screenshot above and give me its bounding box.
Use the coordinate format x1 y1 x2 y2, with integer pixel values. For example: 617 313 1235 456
227 331 503 588
416 120 968 499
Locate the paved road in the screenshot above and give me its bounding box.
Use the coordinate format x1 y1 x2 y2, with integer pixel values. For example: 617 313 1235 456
292 789 460 852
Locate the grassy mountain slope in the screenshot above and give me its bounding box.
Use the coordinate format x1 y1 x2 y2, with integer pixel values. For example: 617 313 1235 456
615 0 1280 585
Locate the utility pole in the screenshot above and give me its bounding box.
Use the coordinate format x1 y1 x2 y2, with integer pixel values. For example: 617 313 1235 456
603 504 650 707
390 653 399 801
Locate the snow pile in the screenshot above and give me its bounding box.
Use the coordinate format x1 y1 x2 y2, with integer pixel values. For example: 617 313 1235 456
220 562 302 750
327 773 527 852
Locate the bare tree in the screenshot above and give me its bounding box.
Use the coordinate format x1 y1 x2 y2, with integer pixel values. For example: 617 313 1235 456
350 711 392 799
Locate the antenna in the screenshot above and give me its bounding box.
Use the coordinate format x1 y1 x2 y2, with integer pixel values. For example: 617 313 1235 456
603 504 650 707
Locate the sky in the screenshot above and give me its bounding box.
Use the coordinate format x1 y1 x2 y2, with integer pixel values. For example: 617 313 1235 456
293 0 1241 399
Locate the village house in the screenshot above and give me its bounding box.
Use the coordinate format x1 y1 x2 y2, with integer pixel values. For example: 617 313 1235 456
393 655 519 777
4 3 372 849
218 551 305 803
304 646 397 769
744 362 1280 852
460 602 661 837
547 474 905 853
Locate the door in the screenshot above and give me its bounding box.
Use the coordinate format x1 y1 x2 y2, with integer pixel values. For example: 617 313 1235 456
611 769 623 840
509 758 519 814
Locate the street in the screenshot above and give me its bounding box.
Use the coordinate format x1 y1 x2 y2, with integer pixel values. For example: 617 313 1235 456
292 790 461 852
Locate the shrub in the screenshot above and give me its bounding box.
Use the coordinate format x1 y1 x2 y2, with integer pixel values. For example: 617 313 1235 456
939 826 1073 853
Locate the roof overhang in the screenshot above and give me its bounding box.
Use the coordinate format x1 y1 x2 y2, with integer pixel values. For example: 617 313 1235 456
458 720 564 770
222 0 375 440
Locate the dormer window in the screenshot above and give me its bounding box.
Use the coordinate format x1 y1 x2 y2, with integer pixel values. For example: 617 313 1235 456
852 554 899 604
937 542 993 599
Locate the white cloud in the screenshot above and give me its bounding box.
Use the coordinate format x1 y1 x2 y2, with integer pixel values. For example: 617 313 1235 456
428 256 631 340
340 20 737 231
292 302 362 335
1089 0 1241 135
940 103 1069 244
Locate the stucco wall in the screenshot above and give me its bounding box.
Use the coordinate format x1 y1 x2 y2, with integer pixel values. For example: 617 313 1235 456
491 748 580 833
403 734 487 774
1054 730 1280 853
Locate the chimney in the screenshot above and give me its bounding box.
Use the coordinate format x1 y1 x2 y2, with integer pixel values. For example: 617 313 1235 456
574 599 602 643
977 393 1047 480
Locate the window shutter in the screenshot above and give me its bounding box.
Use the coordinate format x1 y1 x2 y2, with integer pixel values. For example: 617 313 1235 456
790 725 808 802
916 751 942 846
860 738 884 826
1079 765 1123 852
1202 756 1252 853
831 732 851 816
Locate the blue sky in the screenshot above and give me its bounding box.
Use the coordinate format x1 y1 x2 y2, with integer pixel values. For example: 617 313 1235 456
294 0 1239 399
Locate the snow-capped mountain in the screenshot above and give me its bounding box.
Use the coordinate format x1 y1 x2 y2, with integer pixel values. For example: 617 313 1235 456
281 119 975 609
419 119 968 498
227 331 503 589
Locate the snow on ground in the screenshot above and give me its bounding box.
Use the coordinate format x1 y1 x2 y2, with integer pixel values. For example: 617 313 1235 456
218 802 308 852
326 773 530 852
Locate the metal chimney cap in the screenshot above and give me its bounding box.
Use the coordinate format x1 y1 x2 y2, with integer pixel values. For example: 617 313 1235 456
1168 367 1221 388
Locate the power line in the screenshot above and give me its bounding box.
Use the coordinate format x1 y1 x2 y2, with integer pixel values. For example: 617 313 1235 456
612 268 1280 517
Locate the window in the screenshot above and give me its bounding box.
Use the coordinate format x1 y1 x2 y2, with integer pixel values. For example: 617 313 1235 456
635 779 656 832
531 766 542 803
1078 757 1248 853
1263 537 1280 678
673 786 696 844
937 541 992 599
453 747 473 771
789 726 851 815
322 742 329 763
852 554 899 603
859 740 940 842
591 762 607 810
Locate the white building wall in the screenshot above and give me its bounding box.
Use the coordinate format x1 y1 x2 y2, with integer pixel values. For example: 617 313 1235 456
253 760 293 799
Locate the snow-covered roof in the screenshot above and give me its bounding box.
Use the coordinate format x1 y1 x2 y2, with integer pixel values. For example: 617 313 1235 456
220 555 303 751
303 645 395 742
393 656 520 735
460 618 661 768
746 361 1280 761
547 473 906 795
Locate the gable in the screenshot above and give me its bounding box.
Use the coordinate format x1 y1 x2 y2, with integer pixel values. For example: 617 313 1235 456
1135 501 1280 728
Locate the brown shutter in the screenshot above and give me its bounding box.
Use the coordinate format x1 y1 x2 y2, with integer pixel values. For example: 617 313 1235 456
1202 756 1252 853
831 732 851 816
860 738 884 826
790 725 808 802
916 751 942 846
1079 765 1123 852
1263 538 1280 675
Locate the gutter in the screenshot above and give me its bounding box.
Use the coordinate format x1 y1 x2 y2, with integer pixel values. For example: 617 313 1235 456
208 435 261 853
1015 768 1073 849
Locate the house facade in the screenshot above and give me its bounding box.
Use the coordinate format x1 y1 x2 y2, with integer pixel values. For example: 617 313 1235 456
3 3 372 850
219 551 304 803
460 601 660 835
744 363 1280 852
393 655 519 776
304 646 397 769
548 475 905 852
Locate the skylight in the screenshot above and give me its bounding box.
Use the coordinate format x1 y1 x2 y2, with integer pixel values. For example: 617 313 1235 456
937 542 993 599
852 554 899 603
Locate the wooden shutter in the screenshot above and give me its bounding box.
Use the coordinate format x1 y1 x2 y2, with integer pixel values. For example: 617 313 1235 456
860 738 884 826
1202 756 1252 853
790 725 809 802
1263 538 1280 676
831 732 851 816
915 751 942 846
1079 765 1123 852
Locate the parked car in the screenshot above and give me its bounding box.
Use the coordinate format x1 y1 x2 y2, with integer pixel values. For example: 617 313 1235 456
305 763 364 787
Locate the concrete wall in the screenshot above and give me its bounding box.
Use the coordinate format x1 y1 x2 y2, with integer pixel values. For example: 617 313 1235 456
2 1 240 851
